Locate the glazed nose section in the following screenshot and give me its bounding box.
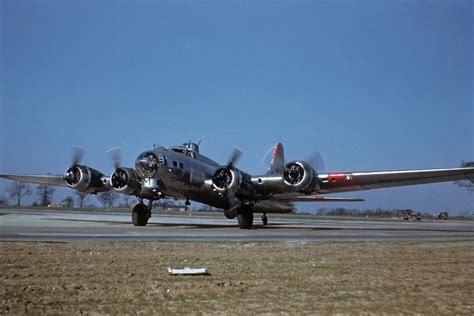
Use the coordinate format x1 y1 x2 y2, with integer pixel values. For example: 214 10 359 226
135 151 159 178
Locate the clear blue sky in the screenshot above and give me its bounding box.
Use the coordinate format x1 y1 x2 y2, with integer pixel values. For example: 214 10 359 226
1 0 472 213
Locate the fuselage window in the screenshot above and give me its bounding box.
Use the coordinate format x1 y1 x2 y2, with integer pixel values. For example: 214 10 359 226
179 162 184 169
173 161 177 167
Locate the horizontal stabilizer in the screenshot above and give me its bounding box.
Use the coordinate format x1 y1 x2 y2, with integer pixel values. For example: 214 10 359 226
261 194 365 202
304 196 365 202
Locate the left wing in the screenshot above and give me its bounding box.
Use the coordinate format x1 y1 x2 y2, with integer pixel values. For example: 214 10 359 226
0 174 66 186
318 167 474 193
250 166 473 202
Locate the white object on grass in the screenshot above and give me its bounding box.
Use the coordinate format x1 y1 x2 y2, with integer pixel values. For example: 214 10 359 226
167 267 209 275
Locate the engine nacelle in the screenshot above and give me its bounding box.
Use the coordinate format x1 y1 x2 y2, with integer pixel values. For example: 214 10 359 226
211 167 242 194
283 161 315 192
64 165 105 192
110 167 141 196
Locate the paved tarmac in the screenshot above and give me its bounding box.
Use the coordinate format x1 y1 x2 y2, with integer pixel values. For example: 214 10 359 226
0 208 473 242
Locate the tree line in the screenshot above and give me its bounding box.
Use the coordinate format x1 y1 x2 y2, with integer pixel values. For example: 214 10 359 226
0 181 134 208
307 207 419 217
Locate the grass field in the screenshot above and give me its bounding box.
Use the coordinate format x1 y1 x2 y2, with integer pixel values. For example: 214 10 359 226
1 240 473 314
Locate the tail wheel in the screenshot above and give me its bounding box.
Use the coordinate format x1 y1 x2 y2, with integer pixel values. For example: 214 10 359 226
237 206 253 229
132 203 150 226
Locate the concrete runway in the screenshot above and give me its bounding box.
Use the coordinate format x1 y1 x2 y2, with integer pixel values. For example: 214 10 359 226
1 208 473 242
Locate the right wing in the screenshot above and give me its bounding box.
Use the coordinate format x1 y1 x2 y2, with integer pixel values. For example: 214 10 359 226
0 174 67 186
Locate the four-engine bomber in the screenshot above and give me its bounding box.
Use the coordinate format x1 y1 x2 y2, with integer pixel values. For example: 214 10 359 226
1 142 473 229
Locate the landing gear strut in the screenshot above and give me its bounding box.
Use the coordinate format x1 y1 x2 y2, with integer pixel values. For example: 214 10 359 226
237 205 253 229
132 200 152 226
262 213 268 226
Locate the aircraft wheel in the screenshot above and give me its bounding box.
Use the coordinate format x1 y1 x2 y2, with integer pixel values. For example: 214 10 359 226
237 207 253 229
132 203 149 226
224 208 237 219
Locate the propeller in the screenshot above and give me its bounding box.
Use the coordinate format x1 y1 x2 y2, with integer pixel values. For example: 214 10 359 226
307 149 327 173
226 147 242 169
260 144 327 173
65 146 86 186
260 144 275 173
71 146 86 166
107 147 122 169
215 147 243 211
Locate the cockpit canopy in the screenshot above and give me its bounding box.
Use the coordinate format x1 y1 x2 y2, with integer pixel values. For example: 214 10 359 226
170 143 200 158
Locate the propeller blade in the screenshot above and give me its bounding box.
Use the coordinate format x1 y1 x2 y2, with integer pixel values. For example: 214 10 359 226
226 147 242 169
72 146 86 166
307 149 326 173
260 144 276 172
260 143 286 174
107 147 122 169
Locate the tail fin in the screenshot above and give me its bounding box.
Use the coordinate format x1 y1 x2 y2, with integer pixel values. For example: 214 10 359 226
266 143 285 175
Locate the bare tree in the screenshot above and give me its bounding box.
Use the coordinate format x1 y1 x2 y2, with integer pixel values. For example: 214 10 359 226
62 196 74 208
455 161 474 193
36 184 56 206
122 195 134 208
7 182 32 206
96 191 119 208
74 191 89 208
0 195 8 205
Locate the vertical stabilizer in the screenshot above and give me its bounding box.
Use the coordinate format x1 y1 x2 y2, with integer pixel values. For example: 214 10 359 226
266 143 285 175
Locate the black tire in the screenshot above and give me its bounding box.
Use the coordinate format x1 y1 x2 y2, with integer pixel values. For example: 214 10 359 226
224 208 237 219
237 207 253 229
132 204 149 226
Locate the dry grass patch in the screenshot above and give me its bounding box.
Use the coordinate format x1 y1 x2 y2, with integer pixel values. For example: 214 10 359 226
1 240 473 314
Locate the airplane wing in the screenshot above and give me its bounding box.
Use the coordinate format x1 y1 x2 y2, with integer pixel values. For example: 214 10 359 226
0 174 67 187
318 167 474 193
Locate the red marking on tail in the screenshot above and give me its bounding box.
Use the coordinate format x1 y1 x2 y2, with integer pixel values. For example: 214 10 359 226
273 143 282 160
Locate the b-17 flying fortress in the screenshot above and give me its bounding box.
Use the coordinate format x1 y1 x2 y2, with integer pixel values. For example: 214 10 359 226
1 142 473 229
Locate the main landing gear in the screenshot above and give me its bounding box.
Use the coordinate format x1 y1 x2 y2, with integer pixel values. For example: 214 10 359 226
236 210 268 229
236 205 253 229
227 204 267 229
132 200 153 226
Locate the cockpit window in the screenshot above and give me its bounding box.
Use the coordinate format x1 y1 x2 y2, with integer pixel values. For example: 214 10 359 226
171 147 186 154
